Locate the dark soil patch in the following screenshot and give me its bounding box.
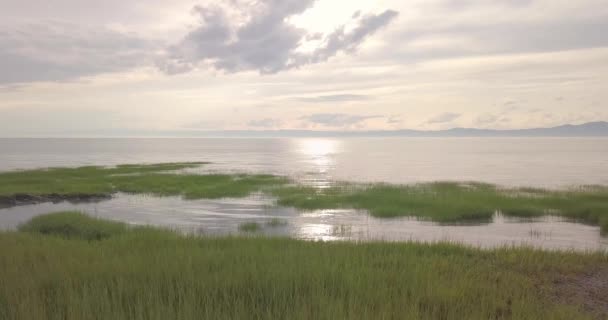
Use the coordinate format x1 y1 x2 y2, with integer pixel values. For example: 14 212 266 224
552 266 608 319
0 193 112 209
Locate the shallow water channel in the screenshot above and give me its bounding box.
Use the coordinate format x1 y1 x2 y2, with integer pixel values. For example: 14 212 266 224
1 193 606 252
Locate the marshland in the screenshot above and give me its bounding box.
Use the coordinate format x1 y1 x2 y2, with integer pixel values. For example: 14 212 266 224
1 138 608 319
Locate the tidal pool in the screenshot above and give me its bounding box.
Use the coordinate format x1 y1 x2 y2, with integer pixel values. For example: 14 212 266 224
0 193 606 251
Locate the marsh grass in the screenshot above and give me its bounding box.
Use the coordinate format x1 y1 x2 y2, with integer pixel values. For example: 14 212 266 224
0 163 287 199
272 182 608 233
18 211 127 241
2 164 608 233
0 212 606 319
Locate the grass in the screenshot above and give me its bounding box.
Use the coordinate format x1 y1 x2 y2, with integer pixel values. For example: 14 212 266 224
0 163 287 199
18 211 127 241
1 163 608 233
272 182 608 233
0 212 606 319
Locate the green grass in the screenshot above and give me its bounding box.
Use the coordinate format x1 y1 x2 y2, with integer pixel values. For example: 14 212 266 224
18 211 127 241
272 182 608 233
0 212 606 319
0 163 287 199
1 164 608 233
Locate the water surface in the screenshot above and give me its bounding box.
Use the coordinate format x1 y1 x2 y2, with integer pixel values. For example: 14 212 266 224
1 138 607 187
2 138 607 251
1 194 606 251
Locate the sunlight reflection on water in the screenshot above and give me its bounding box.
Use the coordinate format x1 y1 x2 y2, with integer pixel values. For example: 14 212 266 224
293 139 340 189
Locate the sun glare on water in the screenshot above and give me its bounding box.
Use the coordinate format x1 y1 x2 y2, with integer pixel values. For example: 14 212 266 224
297 139 339 172
294 139 341 189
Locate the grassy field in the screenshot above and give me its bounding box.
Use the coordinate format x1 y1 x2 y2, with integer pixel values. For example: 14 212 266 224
1 163 608 232
0 163 287 199
0 212 606 320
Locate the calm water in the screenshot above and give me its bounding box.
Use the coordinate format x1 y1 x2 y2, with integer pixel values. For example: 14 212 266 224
1 138 608 187
1 193 606 251
1 138 607 251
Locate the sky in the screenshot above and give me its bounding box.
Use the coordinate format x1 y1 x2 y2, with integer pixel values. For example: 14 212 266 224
0 0 607 137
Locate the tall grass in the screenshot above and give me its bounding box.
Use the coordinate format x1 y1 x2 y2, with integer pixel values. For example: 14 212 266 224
0 212 606 319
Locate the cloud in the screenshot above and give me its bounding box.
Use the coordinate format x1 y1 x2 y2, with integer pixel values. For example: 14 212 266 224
160 1 399 74
293 9 399 66
294 94 371 103
442 0 533 10
300 113 382 127
426 112 461 124
474 114 501 127
381 1 608 66
387 115 403 125
0 22 157 84
248 118 283 128
0 1 398 84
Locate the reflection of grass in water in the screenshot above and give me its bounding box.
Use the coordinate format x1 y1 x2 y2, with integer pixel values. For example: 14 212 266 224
332 225 352 237
529 229 553 239
242 219 286 232
1 212 606 319
266 218 288 228
239 222 262 233
2 163 608 233
529 229 543 239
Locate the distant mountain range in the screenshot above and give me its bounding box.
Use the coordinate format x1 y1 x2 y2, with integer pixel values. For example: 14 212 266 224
7 122 608 138
194 121 608 138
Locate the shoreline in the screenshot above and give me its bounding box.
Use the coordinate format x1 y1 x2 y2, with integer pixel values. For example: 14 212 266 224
0 193 112 209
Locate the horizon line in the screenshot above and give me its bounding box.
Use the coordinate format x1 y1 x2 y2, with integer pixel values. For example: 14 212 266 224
2 121 608 139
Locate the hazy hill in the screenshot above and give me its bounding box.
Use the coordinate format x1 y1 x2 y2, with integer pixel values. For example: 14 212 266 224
193 121 608 138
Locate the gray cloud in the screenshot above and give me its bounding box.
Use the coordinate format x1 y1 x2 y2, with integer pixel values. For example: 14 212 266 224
248 118 283 128
293 10 399 66
474 114 505 127
426 112 461 124
161 1 399 74
0 22 157 84
294 94 371 103
301 113 382 127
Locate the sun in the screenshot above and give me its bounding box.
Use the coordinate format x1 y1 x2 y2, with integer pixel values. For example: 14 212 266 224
289 0 379 34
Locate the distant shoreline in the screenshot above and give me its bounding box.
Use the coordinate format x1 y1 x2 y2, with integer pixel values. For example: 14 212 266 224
2 121 607 138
